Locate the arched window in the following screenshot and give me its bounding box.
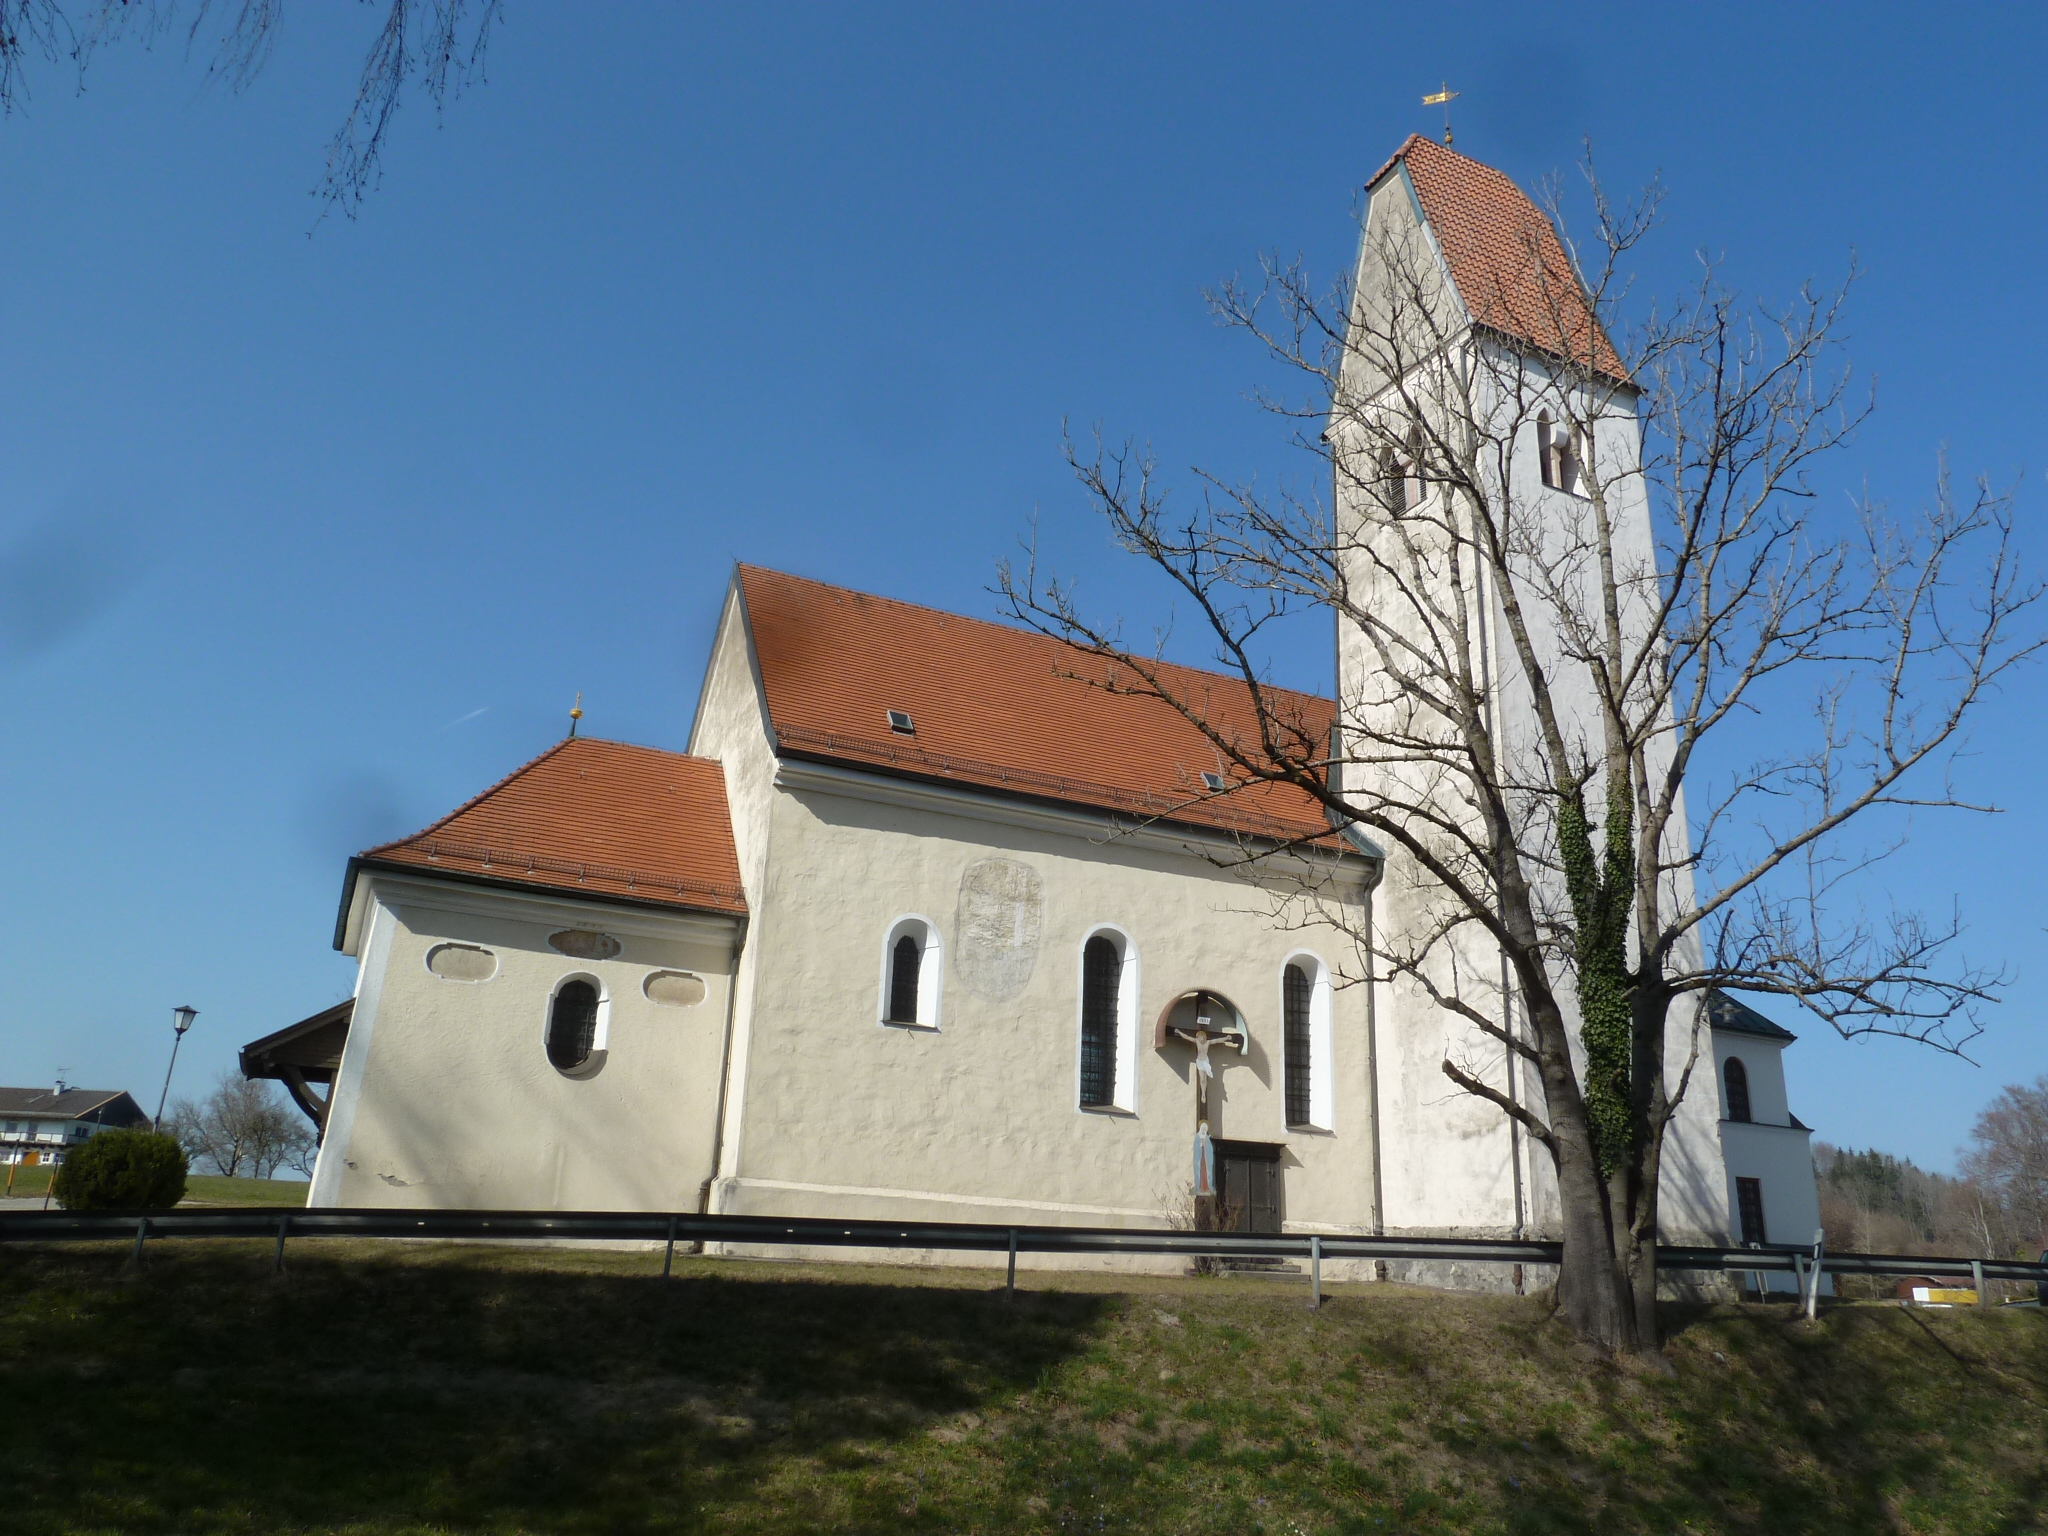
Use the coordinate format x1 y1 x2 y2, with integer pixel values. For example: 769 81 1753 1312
888 934 922 1024
878 916 942 1028
1376 446 1408 512
1723 1056 1752 1123
1079 936 1120 1108
1283 963 1313 1126
1280 953 1334 1129
1538 411 1583 496
546 978 603 1073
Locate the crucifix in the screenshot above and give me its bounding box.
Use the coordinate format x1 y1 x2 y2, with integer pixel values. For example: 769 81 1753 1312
1163 991 1245 1229
1164 991 1246 1130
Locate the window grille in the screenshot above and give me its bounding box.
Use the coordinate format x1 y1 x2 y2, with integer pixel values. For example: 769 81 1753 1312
1736 1176 1768 1246
1283 963 1313 1126
1079 936 1120 1107
888 934 922 1024
1724 1057 1752 1123
546 980 600 1071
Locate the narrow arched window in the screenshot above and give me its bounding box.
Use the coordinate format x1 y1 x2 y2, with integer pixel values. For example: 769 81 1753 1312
878 916 942 1028
547 980 600 1071
888 934 922 1024
1283 963 1313 1127
1376 446 1407 512
1079 936 1121 1108
1724 1056 1752 1123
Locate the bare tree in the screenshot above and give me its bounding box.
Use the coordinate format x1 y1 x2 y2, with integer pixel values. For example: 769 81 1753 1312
0 0 499 218
1960 1075 2048 1257
1003 144 2040 1353
167 1072 314 1180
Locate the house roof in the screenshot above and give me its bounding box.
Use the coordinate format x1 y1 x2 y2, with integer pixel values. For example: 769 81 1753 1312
1706 989 1798 1043
352 737 747 922
1368 134 1626 382
0 1088 146 1123
737 566 1349 850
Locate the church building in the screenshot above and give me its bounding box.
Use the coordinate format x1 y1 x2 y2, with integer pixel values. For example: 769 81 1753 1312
251 136 1821 1274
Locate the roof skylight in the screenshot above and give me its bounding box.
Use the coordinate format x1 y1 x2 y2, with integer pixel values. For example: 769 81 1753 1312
1200 771 1227 792
886 709 915 735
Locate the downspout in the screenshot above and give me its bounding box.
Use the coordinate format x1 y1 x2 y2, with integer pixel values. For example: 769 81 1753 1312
1361 847 1388 1238
697 915 748 1217
1332 729 1390 1239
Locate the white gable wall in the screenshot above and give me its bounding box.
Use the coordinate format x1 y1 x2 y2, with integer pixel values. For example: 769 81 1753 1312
310 873 740 1210
1714 1029 1822 1289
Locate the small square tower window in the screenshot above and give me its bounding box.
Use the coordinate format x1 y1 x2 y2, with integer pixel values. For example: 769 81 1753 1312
886 709 915 735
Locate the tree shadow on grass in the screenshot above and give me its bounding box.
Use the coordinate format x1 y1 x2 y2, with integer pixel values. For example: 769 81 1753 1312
0 1240 1109 1535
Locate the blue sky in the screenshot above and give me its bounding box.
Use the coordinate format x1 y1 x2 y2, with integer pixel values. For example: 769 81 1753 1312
1 3 2041 1172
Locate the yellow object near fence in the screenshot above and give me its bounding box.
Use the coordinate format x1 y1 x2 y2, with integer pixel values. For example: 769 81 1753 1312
1911 1287 1979 1306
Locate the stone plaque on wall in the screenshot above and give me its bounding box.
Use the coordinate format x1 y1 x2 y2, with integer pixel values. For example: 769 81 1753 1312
643 970 707 1007
426 942 497 982
952 858 1044 1002
549 929 622 961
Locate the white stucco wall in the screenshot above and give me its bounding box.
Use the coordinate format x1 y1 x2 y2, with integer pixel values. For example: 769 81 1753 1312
310 873 740 1210
707 755 1383 1242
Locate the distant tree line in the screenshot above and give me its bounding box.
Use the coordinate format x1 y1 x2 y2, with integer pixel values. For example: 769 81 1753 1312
164 1072 317 1182
1817 1074 2048 1273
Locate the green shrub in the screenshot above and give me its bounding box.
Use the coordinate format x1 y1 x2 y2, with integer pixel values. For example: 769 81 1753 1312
51 1129 188 1211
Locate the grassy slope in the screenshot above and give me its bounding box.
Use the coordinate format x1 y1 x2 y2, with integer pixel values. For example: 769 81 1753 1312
1 1242 2044 1535
0 1167 307 1205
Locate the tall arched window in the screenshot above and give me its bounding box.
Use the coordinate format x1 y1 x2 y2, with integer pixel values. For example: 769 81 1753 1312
878 916 942 1028
1283 963 1313 1126
1280 953 1333 1129
888 934 922 1024
1723 1056 1752 1123
547 979 601 1072
1079 935 1121 1108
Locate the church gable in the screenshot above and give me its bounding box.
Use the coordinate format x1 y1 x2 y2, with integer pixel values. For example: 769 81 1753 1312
735 564 1343 848
347 736 747 926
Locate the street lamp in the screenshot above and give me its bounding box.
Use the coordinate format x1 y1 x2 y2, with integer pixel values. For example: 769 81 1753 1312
153 1005 199 1130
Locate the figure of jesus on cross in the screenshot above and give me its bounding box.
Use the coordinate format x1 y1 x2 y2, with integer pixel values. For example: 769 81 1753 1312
1165 991 1246 1129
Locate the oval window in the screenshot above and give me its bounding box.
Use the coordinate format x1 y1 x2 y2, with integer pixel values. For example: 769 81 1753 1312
643 971 706 1008
549 929 622 961
426 943 497 982
547 980 601 1072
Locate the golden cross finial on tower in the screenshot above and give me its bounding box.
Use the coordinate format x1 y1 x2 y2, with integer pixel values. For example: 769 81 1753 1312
1422 82 1460 146
568 690 583 738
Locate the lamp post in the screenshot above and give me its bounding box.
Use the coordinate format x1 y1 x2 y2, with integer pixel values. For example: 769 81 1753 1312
153 1006 199 1130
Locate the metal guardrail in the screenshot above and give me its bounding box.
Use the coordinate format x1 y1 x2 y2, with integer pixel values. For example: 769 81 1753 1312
5 1205 2046 1297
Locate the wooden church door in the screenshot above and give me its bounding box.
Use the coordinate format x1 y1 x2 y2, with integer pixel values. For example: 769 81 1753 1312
1215 1141 1282 1234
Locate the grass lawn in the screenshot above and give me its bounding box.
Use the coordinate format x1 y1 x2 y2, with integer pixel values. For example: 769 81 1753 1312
180 1174 310 1207
0 1167 308 1206
1 1241 2044 1534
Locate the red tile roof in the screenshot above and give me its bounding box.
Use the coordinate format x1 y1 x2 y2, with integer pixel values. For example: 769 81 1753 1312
358 737 746 916
1369 134 1625 381
738 566 1345 848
